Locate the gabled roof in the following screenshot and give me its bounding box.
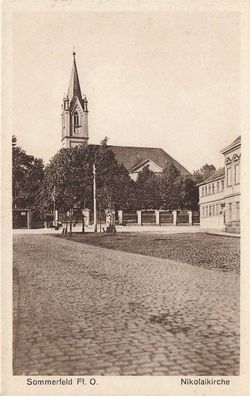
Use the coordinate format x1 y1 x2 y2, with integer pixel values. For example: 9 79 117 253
67 53 83 106
130 158 163 173
197 167 225 186
107 145 190 176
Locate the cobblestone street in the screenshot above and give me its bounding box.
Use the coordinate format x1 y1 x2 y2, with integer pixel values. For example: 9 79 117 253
13 234 240 376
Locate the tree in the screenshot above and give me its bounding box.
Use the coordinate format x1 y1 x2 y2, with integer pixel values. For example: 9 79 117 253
12 141 44 211
176 175 198 210
91 143 134 211
38 146 91 214
193 163 216 184
159 162 181 210
38 141 134 231
135 165 161 209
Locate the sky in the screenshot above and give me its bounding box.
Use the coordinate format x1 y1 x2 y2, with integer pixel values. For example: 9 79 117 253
11 8 241 173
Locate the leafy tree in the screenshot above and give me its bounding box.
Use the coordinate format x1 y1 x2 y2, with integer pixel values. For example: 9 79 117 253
159 162 181 210
92 144 134 211
12 141 44 211
176 175 198 210
135 165 161 209
193 163 216 183
38 146 91 214
38 141 134 224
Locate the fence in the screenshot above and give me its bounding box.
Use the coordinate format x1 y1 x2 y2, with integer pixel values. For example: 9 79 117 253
159 211 173 224
118 209 199 226
142 210 156 224
192 211 200 224
122 211 138 224
90 211 106 225
176 211 189 224
44 208 200 229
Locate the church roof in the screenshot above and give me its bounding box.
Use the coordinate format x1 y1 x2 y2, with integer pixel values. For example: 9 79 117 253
106 145 191 176
67 53 83 105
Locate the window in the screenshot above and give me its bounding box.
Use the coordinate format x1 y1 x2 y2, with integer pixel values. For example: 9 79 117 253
206 206 208 217
236 202 240 221
221 180 224 190
217 181 220 192
202 206 205 217
74 112 79 126
212 183 214 194
209 205 211 216
202 187 204 197
228 203 232 221
235 164 240 185
205 186 207 195
208 185 211 195
227 167 232 186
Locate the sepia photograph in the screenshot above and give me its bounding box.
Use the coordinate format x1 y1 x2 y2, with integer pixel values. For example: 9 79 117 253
2 1 249 395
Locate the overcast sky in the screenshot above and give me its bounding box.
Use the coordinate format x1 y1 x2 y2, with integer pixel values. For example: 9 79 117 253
12 9 241 172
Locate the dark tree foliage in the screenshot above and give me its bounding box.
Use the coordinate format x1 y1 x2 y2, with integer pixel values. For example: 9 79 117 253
158 162 181 210
12 140 44 211
92 144 135 211
193 163 216 184
38 141 134 215
135 165 161 209
177 175 198 210
37 146 91 214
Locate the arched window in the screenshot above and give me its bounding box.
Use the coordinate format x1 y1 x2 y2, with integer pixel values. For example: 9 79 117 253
74 112 79 126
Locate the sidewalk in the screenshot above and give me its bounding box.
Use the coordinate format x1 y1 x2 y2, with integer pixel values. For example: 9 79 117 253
205 230 240 238
13 224 202 235
12 225 239 237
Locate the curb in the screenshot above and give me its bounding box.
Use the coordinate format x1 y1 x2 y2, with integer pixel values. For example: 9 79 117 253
205 231 240 238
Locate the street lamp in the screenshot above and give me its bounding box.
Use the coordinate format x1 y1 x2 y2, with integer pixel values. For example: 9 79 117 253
93 164 97 232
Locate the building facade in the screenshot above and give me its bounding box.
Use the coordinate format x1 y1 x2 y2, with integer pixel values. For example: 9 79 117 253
221 136 241 233
198 136 240 233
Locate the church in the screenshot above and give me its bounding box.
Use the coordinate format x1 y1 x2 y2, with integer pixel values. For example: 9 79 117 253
61 53 190 180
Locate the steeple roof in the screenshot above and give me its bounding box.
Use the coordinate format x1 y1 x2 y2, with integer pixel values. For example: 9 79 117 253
67 52 83 105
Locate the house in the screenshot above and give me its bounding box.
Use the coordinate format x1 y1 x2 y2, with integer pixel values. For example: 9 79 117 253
198 136 240 233
61 53 190 179
221 136 241 233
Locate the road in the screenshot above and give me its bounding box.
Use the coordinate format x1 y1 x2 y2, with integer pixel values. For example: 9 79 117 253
13 234 240 375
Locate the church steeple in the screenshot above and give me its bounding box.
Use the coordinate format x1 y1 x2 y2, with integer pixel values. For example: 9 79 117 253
67 52 83 105
61 52 89 148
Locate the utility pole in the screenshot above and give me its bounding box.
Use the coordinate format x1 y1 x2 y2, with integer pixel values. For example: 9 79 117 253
93 164 97 232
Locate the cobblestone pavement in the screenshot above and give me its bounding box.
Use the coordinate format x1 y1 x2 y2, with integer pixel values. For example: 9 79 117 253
13 234 240 376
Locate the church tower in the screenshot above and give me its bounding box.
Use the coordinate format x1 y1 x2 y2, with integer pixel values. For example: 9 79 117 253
61 52 89 148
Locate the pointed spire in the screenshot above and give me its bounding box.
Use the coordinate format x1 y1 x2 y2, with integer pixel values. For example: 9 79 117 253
67 51 83 103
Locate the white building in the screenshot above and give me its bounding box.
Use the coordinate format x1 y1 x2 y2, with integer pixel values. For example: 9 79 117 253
198 136 240 233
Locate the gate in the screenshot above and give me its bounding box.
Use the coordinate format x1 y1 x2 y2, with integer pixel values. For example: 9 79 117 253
12 209 30 229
